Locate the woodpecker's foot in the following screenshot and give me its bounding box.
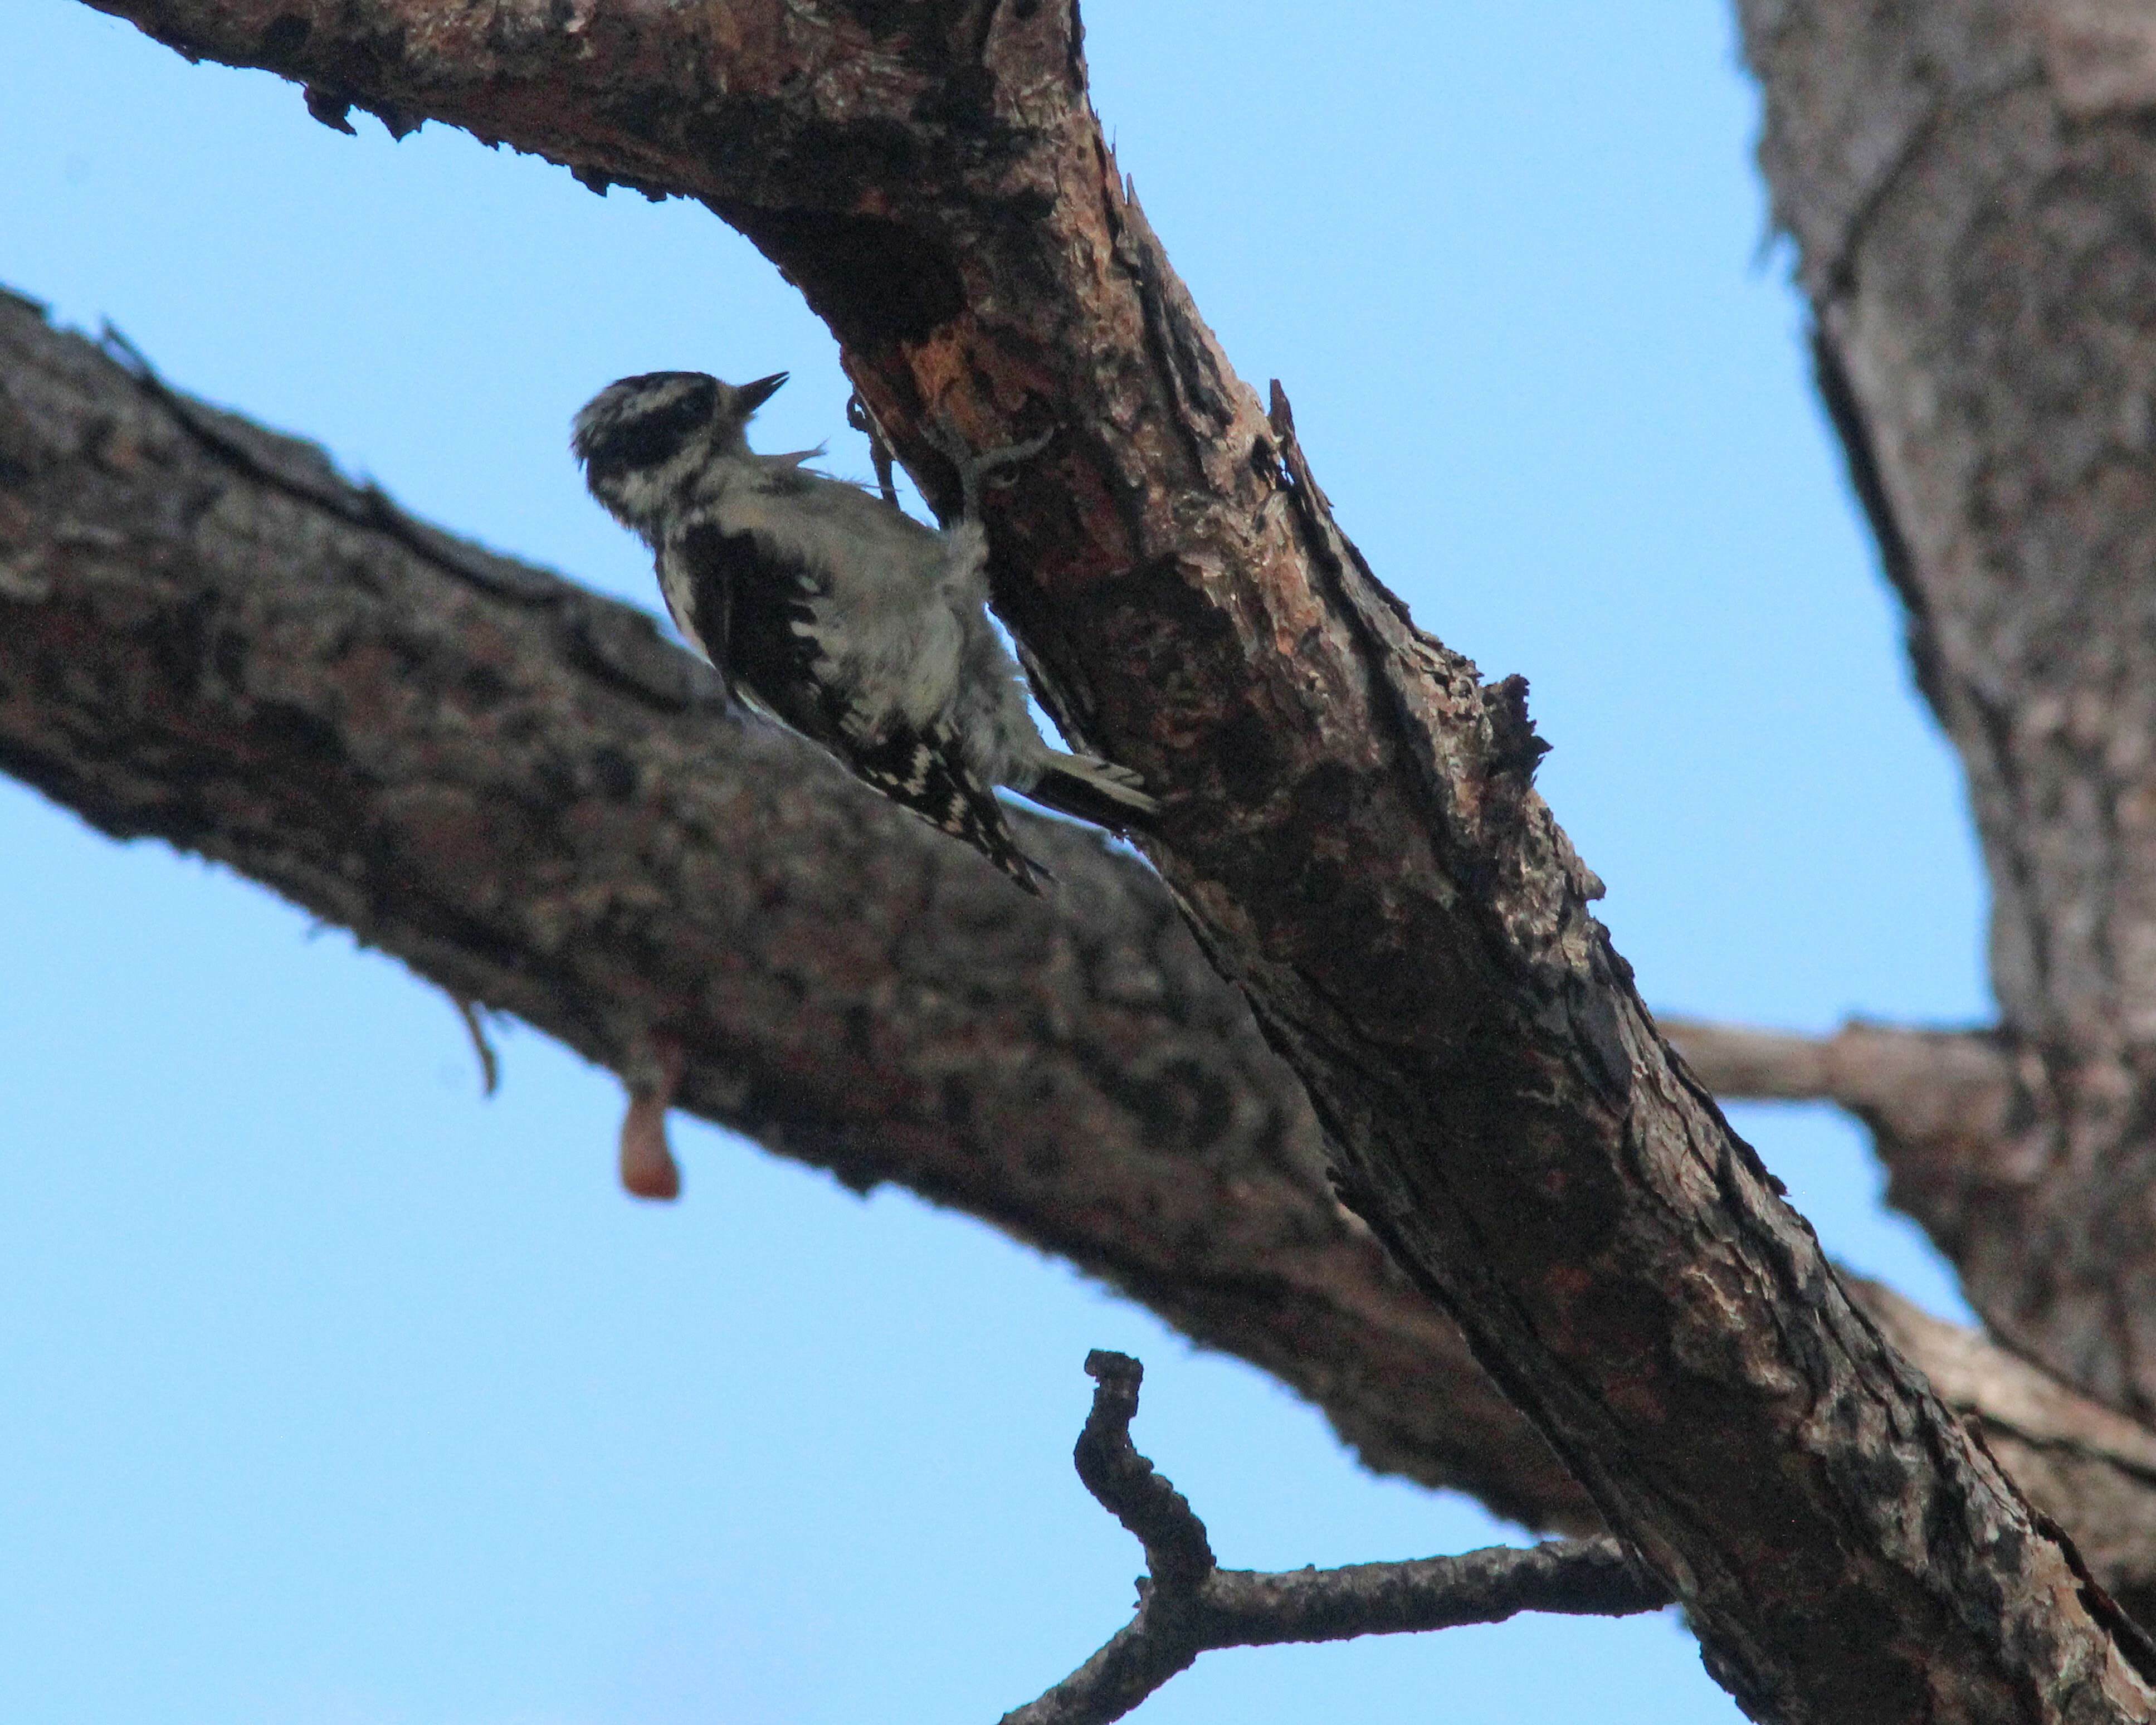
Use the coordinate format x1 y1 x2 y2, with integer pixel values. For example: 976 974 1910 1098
618 1032 685 1201
923 411 1055 519
846 392 900 507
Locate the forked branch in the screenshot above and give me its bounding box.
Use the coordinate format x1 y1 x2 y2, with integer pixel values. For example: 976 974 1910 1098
1003 1353 1669 1725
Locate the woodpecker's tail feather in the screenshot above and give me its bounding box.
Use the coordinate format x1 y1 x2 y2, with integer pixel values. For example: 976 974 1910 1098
1022 754 1159 837
848 720 1050 894
982 824 1052 895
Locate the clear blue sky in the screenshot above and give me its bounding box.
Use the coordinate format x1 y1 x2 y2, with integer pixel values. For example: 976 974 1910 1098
2 4 1988 1721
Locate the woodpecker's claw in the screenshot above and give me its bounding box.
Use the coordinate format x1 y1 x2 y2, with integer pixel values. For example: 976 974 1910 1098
847 392 900 507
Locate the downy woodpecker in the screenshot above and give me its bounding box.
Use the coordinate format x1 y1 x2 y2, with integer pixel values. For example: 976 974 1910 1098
572 371 1155 891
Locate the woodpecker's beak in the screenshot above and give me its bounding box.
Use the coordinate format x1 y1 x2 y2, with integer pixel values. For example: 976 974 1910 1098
738 372 788 411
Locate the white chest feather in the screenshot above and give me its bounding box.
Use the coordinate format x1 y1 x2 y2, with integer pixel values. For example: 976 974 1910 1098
657 551 711 665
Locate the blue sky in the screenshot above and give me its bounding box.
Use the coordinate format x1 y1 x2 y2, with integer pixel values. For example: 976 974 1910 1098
2 4 1987 1721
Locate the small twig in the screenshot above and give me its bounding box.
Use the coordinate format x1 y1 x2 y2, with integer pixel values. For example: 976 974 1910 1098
449 993 500 1097
846 392 900 507
1002 1353 1670 1725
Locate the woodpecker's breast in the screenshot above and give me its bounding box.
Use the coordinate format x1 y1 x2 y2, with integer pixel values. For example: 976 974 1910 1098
656 553 713 665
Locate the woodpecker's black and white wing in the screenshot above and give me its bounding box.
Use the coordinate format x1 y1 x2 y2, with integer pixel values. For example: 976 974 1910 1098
711 467 974 735
662 499 1051 894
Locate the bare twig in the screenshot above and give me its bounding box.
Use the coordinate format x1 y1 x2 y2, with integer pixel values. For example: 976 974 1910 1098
1003 1353 1669 1725
1071 1350 1216 1591
449 993 500 1097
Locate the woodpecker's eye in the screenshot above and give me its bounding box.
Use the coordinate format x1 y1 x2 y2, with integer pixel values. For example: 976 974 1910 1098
586 377 718 479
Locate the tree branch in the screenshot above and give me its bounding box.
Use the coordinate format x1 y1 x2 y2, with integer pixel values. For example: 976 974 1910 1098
21 287 2156 1629
20 285 2156 1629
0 283 1586 1534
42 0 2156 1709
1003 1352 1667 1725
1660 1016 2011 1116
1658 1015 2050 1245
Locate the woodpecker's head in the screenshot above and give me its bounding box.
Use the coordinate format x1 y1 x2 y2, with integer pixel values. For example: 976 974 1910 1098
572 369 787 532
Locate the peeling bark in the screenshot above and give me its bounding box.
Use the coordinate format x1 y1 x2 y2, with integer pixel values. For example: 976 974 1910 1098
31 0 2156 1713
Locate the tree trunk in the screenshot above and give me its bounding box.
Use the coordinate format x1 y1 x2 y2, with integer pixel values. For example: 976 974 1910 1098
1742 0 2156 1420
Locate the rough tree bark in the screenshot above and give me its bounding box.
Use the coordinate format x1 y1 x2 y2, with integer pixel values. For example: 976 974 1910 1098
16 0 2156 1718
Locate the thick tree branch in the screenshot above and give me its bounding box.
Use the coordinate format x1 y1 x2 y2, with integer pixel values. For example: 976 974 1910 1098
22 286 2156 1627
19 290 2156 1630
0 285 1586 1533
1742 0 2156 1421
45 0 2156 1712
1003 1352 1666 1725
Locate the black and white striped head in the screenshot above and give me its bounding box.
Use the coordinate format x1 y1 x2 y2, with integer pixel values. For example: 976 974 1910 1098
571 369 787 533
